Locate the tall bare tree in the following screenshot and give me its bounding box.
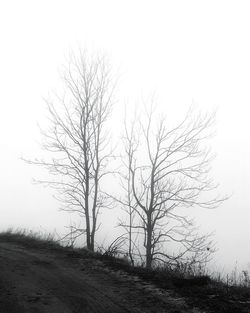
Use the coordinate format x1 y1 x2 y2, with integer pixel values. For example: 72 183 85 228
122 106 224 268
116 117 140 266
28 51 114 251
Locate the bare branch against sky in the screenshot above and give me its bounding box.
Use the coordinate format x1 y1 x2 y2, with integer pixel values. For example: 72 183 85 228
25 51 115 251
1 1 250 273
119 105 226 268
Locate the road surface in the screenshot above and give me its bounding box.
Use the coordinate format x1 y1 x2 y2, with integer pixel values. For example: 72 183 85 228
0 241 201 313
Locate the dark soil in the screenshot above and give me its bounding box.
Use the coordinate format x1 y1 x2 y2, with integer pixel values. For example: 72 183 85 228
97 256 250 313
0 240 191 313
0 235 249 313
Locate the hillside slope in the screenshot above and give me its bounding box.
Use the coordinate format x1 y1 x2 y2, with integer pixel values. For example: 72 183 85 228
0 234 250 313
0 237 200 313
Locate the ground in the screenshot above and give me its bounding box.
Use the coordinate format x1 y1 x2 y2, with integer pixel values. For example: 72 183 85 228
0 236 249 313
0 239 202 313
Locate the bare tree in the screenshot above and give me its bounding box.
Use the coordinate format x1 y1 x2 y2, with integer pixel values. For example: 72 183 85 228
27 51 114 251
121 106 225 268
116 117 140 266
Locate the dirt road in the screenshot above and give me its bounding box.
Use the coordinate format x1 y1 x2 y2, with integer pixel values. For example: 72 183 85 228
0 241 201 313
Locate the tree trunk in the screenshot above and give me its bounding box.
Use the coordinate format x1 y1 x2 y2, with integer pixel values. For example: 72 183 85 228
85 211 92 250
90 222 95 251
85 163 92 250
146 220 152 269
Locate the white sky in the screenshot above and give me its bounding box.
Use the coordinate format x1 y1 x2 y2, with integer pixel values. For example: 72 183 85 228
0 0 250 273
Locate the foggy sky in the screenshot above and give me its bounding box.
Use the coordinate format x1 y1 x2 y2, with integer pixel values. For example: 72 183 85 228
0 0 249 274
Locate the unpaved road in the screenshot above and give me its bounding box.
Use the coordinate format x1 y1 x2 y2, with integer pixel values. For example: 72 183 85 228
0 241 201 313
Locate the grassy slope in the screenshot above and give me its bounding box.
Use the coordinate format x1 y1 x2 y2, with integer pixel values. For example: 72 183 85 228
0 229 249 313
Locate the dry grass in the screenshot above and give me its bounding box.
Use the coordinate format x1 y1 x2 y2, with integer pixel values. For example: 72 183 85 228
0 229 249 312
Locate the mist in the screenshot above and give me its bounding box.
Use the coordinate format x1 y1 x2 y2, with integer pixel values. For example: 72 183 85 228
0 0 250 275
